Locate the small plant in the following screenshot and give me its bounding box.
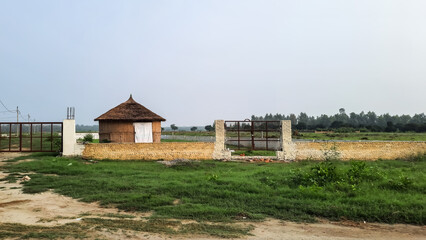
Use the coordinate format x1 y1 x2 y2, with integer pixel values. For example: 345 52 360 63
83 134 94 142
309 160 338 186
207 173 219 182
347 161 367 185
382 174 414 191
53 138 62 151
259 176 277 188
321 143 340 161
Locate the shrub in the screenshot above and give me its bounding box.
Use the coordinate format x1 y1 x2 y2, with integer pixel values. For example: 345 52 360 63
381 174 414 191
83 134 94 142
347 161 366 184
308 161 338 186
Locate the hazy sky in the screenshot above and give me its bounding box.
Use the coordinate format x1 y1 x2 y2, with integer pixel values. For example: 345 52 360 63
1 0 425 126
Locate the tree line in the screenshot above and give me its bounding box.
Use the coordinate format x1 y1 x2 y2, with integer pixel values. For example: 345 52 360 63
251 109 426 132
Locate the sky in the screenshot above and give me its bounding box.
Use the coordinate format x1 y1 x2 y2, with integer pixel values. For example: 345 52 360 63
0 0 425 126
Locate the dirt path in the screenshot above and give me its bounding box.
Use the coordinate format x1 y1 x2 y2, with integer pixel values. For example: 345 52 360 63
0 153 425 239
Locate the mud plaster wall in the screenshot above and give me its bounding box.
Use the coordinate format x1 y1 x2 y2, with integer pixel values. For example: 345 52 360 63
294 141 426 160
83 142 215 160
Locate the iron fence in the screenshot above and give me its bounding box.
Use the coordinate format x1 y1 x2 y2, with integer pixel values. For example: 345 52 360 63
0 122 63 152
225 120 281 150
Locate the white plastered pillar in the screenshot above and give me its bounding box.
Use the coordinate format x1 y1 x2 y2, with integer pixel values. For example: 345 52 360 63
276 120 296 161
212 120 231 160
62 119 76 156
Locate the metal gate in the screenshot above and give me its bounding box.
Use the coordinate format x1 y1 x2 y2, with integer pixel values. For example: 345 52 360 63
0 122 63 152
225 120 281 150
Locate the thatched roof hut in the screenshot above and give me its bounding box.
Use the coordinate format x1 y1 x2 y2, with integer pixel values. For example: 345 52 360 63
95 95 165 143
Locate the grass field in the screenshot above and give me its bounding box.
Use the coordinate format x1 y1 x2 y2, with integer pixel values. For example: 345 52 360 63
2 153 425 225
293 132 426 141
0 137 62 151
166 131 426 141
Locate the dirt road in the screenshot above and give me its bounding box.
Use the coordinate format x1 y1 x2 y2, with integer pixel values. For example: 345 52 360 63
1 153 425 239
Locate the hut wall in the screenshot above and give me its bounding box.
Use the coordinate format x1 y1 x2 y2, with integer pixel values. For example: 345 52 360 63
152 121 162 143
99 121 135 143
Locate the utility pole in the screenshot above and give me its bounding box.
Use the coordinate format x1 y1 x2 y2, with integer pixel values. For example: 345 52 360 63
16 106 19 137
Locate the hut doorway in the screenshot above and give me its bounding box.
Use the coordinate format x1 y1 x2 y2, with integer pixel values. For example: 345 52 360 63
134 122 153 143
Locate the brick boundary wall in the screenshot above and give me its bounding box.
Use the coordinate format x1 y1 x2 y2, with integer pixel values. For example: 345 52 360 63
293 141 426 161
277 120 426 161
70 119 425 161
82 142 215 161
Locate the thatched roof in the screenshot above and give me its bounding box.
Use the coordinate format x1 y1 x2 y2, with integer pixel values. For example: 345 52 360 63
95 95 166 122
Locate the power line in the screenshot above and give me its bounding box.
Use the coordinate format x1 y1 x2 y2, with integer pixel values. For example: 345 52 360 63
0 99 33 122
0 99 14 113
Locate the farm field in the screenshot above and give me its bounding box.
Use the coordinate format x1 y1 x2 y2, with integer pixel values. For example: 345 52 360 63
293 132 426 141
164 131 426 141
0 153 425 239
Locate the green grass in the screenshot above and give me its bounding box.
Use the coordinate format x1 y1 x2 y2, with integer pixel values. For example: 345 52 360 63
3 154 426 225
163 131 426 141
0 137 62 151
163 131 215 136
0 222 88 239
232 150 276 156
161 139 195 142
0 219 251 239
294 132 426 141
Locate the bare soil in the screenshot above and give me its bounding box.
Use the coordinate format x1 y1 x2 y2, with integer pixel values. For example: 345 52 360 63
1 152 425 239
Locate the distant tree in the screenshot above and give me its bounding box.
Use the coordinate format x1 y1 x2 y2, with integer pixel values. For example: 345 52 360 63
289 114 297 125
161 127 164 131
205 125 214 131
385 121 396 132
170 124 178 131
403 123 418 132
330 121 344 129
190 126 197 131
297 112 309 125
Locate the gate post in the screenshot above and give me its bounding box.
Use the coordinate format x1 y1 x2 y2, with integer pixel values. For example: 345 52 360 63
212 120 231 160
276 120 296 161
62 119 76 156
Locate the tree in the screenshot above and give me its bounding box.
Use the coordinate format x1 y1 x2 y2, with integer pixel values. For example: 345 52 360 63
289 114 297 125
170 124 178 131
297 112 309 125
330 121 344 129
296 122 307 130
205 125 214 131
190 126 197 131
385 121 396 132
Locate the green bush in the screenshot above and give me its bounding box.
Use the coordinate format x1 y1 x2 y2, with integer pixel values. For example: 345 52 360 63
347 161 366 184
381 175 414 191
83 134 94 142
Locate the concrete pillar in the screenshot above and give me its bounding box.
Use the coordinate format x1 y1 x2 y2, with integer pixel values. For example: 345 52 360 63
276 120 296 161
62 119 76 156
212 120 231 160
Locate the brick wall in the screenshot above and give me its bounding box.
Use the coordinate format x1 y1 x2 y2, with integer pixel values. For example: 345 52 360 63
294 141 426 160
82 142 215 160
